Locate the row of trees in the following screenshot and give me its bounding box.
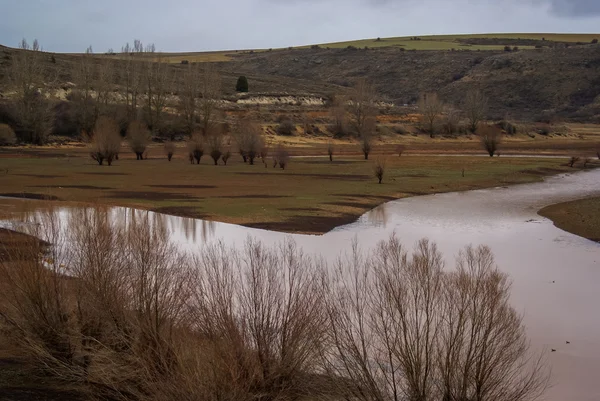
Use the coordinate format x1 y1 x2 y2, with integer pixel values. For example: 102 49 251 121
0 212 549 401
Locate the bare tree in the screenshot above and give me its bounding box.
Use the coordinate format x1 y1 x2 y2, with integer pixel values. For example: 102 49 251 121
177 63 202 135
235 119 264 165
199 64 221 136
144 52 172 134
465 90 489 133
596 144 600 159
207 132 224 165
396 144 406 157
568 156 580 167
361 131 374 160
419 93 444 138
127 120 151 160
480 125 502 157
89 116 121 165
327 142 335 161
330 93 348 137
120 40 145 120
374 157 386 184
442 106 461 136
164 141 176 161
188 133 204 164
349 79 378 137
72 46 97 134
0 124 17 145
9 38 53 144
222 149 231 165
275 144 290 169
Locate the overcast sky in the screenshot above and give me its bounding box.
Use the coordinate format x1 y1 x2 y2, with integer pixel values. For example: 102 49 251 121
1 0 599 52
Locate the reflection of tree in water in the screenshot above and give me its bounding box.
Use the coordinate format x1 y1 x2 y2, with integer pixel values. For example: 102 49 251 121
366 203 388 228
155 212 216 243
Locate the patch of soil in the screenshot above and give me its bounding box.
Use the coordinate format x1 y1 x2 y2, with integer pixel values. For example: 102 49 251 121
13 174 65 179
30 185 113 190
152 206 207 219
146 184 218 189
245 212 359 234
106 191 200 201
0 193 61 201
217 194 290 199
236 172 370 180
404 173 430 178
521 167 567 176
80 172 129 176
335 193 399 201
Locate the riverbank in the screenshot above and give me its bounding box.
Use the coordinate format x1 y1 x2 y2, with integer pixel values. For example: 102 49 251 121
539 197 600 243
1 146 595 233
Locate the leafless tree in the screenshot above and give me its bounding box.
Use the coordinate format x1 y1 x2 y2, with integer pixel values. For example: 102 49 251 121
89 116 121 165
479 125 502 157
465 90 489 133
207 132 224 165
127 120 151 160
442 106 461 136
349 79 377 136
327 142 335 161
222 149 231 165
235 119 264 165
396 144 406 157
178 62 201 134
330 94 349 137
144 53 172 134
9 38 53 144
596 144 600 159
419 92 444 138
121 41 144 121
361 131 374 160
72 46 97 134
199 64 221 136
164 141 176 161
0 124 17 145
374 157 386 184
568 156 580 168
188 133 204 164
275 144 290 169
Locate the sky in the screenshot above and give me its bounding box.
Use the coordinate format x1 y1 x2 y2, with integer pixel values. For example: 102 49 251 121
1 0 600 53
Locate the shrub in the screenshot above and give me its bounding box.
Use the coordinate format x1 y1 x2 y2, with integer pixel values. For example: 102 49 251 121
276 119 296 136
361 134 373 160
221 149 231 165
513 46 519 52
207 133 224 165
327 142 334 161
89 117 121 166
236 76 249 92
164 141 176 161
188 133 204 164
568 156 580 167
275 144 290 169
181 60 189 65
373 157 386 184
536 124 551 136
592 39 598 44
0 123 17 145
127 120 151 160
396 144 406 156
479 125 501 157
504 45 512 52
235 119 264 165
394 125 409 135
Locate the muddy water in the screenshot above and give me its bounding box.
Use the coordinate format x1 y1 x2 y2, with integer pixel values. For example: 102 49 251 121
2 169 600 401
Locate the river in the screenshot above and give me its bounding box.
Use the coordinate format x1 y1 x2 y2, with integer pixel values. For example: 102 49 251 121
2 168 600 401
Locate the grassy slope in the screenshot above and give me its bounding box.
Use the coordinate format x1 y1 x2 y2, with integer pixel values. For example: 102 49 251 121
86 33 600 63
539 197 600 242
0 146 583 234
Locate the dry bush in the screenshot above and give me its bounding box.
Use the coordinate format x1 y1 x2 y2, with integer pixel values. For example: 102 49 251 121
396 144 406 156
327 142 335 161
361 132 373 160
187 133 204 164
0 123 17 145
221 149 231 165
206 133 224 165
465 90 489 133
274 145 290 170
323 236 549 401
127 120 151 160
373 157 386 184
89 117 121 166
330 94 349 137
596 144 600 159
164 141 176 161
276 118 296 136
442 107 461 136
568 156 580 168
479 124 502 157
583 157 592 168
235 119 264 165
419 92 444 137
349 79 377 138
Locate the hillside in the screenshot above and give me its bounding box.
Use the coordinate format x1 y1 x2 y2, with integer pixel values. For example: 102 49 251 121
2 34 600 122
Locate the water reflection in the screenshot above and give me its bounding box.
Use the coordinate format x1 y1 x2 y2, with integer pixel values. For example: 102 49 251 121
363 203 388 228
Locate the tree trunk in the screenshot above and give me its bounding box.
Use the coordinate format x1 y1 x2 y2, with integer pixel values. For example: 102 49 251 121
364 153 369 160
329 154 333 161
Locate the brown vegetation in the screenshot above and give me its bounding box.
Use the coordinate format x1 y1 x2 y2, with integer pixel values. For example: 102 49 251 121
274 144 290 169
89 117 121 166
373 157 386 184
187 133 204 164
0 123 17 145
465 90 489 133
235 119 264 165
127 120 151 160
327 142 335 161
164 141 176 161
419 92 444 137
480 125 502 157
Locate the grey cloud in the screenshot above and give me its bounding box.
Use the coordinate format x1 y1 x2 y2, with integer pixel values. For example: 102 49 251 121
548 0 600 16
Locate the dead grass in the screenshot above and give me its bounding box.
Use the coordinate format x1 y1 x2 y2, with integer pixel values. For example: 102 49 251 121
0 145 585 233
539 196 600 242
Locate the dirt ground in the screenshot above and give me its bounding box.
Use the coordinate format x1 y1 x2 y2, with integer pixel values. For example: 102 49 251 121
539 196 600 242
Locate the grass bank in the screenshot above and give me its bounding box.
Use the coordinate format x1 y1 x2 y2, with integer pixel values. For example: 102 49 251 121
539 197 600 242
0 146 587 233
